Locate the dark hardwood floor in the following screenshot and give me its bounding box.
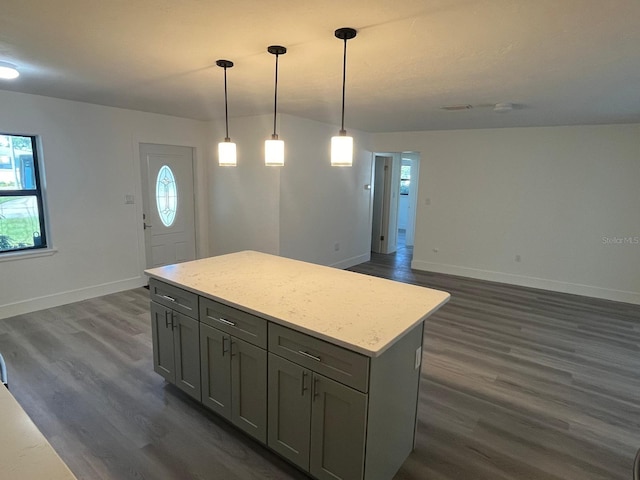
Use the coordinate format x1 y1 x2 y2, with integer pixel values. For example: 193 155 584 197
1 243 639 479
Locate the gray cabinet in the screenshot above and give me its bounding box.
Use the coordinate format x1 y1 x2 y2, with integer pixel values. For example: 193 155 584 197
310 373 367 480
149 278 426 480
150 300 201 401
200 322 267 443
200 323 231 417
267 353 312 469
268 353 367 480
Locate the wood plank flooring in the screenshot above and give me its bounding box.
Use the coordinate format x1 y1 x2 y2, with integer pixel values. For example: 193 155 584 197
1 246 639 480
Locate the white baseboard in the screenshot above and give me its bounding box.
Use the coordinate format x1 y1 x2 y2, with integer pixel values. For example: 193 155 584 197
0 276 148 320
331 252 371 270
411 260 640 305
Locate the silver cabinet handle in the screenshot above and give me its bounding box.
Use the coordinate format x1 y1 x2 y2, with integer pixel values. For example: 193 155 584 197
312 376 319 401
214 317 236 327
222 336 229 356
161 294 176 303
171 311 177 330
301 371 308 396
298 350 321 362
164 310 171 328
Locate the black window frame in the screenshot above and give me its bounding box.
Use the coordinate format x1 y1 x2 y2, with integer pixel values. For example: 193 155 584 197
0 134 48 254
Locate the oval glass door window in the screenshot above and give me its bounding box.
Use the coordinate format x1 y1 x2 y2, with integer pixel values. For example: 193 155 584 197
156 165 178 227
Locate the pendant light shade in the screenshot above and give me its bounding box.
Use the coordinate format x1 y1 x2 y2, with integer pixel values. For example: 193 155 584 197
331 27 357 167
331 135 353 166
216 59 237 166
265 45 287 166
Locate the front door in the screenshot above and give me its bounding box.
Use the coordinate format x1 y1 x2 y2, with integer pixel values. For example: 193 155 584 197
140 143 196 268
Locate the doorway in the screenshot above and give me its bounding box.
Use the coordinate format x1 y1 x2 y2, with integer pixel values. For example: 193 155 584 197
140 143 196 268
370 152 419 255
398 153 419 248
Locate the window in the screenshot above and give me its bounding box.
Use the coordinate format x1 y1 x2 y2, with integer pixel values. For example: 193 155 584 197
156 165 178 227
400 164 411 195
0 134 47 254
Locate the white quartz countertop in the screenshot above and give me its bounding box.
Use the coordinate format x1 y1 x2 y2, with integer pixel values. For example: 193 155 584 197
0 385 77 480
145 251 450 357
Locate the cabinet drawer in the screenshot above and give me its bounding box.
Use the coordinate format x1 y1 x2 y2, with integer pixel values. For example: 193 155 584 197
268 324 369 393
149 278 198 319
200 298 267 349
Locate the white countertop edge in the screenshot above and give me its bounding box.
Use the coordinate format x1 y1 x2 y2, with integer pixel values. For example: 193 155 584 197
145 271 450 358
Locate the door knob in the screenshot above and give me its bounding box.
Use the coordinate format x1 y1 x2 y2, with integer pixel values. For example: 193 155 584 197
144 222 153 229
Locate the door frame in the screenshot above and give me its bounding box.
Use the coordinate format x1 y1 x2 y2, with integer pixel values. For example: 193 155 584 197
370 151 420 252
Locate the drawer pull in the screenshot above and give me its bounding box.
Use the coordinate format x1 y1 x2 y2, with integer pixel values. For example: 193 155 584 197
298 350 321 362
214 317 236 327
161 294 176 303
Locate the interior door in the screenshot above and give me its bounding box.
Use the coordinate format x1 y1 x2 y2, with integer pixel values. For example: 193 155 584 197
372 155 398 254
140 143 196 268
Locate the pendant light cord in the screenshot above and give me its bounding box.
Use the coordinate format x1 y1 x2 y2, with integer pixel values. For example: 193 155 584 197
273 53 279 138
223 66 230 141
340 37 348 134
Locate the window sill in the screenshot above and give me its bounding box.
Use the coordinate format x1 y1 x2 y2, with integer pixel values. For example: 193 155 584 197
0 248 58 263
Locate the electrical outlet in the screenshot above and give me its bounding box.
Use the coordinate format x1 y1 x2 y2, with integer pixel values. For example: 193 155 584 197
425 198 431 205
415 346 422 370
125 194 135 205
334 242 340 252
515 254 521 262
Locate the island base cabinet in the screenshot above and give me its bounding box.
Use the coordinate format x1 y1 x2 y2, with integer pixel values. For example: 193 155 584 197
151 301 201 401
310 375 367 480
200 323 232 418
200 323 267 443
151 301 175 381
268 353 367 480
231 339 267 442
267 353 312 470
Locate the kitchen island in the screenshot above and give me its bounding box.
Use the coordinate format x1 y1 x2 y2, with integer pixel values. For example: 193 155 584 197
0 385 77 480
145 250 449 480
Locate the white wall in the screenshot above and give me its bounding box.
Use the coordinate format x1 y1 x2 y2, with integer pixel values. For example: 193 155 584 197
375 124 640 304
0 91 209 318
208 114 281 256
279 115 373 268
209 113 374 269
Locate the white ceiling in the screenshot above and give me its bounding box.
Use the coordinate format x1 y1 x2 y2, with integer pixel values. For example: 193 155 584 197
2 0 639 132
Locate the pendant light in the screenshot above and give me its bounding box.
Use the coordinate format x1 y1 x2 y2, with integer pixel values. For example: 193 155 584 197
216 59 236 166
265 45 287 166
331 27 357 167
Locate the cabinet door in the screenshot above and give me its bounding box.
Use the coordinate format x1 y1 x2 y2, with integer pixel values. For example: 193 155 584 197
151 301 175 383
310 374 368 480
231 338 267 443
173 312 201 401
200 323 231 418
267 354 312 470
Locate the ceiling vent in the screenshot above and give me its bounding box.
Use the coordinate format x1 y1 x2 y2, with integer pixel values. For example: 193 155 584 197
440 104 472 111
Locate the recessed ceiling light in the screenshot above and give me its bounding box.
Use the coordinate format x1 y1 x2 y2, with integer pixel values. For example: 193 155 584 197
440 104 472 111
0 61 19 80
